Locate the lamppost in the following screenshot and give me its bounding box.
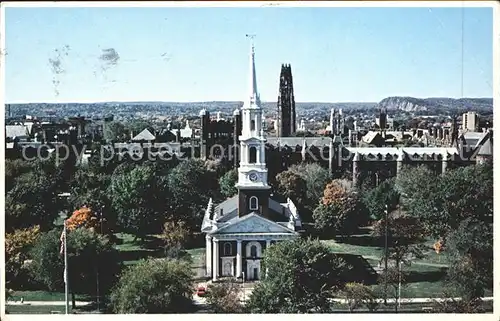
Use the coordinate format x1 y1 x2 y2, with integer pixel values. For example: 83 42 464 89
96 205 104 312
242 272 246 303
384 204 388 306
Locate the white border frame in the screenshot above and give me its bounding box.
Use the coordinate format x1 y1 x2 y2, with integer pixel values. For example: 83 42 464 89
0 2 498 321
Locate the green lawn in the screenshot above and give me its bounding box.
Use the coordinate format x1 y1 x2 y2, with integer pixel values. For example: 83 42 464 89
323 236 493 300
113 232 163 266
9 290 90 302
186 247 205 266
6 304 100 315
6 305 68 314
322 239 383 259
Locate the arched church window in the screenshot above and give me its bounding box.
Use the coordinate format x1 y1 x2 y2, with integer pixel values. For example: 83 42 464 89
249 196 258 210
224 242 232 256
250 245 257 257
251 120 256 131
249 146 257 163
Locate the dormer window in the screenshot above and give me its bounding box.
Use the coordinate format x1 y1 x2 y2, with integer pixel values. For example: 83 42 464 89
249 196 258 210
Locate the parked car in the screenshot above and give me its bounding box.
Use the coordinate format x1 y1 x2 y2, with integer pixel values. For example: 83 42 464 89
196 286 207 297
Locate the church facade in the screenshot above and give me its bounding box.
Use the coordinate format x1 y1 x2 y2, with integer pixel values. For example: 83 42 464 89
201 40 303 282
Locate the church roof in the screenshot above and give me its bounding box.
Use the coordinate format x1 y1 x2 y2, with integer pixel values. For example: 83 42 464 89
361 131 382 144
6 125 28 138
266 136 331 148
201 195 302 234
132 128 156 141
209 212 298 235
474 130 493 156
346 146 459 159
477 138 492 156
461 131 485 148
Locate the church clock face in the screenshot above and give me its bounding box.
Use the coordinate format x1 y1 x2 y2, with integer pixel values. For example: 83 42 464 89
249 172 259 182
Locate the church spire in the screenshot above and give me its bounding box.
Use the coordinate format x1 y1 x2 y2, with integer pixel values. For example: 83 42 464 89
244 34 260 109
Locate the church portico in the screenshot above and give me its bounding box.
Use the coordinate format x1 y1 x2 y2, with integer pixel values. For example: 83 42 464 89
206 232 296 281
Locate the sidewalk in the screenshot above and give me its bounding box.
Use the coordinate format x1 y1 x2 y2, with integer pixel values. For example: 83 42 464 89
6 301 92 307
329 297 494 304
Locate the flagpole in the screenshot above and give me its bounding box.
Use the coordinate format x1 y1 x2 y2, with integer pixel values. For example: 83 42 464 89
64 220 69 314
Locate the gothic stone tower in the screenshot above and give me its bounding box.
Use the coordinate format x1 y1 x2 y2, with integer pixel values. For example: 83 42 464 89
236 40 271 218
277 64 296 137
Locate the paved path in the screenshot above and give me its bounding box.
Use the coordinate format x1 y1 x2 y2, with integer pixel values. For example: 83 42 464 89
329 297 493 304
362 255 449 268
7 301 92 307
8 296 493 307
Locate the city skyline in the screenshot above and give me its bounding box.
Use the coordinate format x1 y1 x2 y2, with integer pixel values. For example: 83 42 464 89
2 4 495 104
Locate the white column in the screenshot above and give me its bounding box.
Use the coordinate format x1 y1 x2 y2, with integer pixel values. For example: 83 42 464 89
212 239 219 282
236 240 242 278
205 235 212 276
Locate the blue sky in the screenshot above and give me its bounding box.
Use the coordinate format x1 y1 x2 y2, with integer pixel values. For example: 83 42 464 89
4 6 494 103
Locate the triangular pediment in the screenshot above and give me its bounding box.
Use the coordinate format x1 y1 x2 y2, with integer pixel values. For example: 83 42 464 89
213 213 296 234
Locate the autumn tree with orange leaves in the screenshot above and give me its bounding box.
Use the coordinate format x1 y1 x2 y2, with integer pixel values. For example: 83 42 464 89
313 179 368 238
66 207 100 231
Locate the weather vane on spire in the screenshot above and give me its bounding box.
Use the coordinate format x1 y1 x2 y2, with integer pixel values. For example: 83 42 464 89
246 34 256 51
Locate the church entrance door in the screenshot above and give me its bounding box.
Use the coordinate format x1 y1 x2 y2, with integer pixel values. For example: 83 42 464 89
221 257 234 276
246 260 261 280
223 262 232 276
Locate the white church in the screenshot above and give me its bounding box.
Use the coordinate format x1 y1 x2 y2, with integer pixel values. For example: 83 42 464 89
201 40 303 282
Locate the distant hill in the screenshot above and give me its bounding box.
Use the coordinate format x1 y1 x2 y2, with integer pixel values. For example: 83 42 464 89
6 97 492 119
378 96 493 114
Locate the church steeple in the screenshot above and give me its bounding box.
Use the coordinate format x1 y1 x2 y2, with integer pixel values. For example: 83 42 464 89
245 35 260 109
236 35 270 218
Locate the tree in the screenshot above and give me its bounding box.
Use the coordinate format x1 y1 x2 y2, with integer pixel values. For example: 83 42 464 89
219 169 238 198
247 238 350 313
86 142 119 175
432 291 484 313
313 180 368 238
372 215 425 310
395 164 493 239
104 121 127 142
445 218 492 301
160 220 191 257
372 216 426 266
378 267 407 312
288 163 332 206
5 159 34 192
109 165 169 239
6 170 60 232
321 179 354 206
275 170 307 206
396 164 493 302
29 228 122 307
206 279 244 313
5 225 41 288
167 159 218 230
341 282 379 312
362 178 400 221
110 258 194 313
66 207 99 231
124 120 154 138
